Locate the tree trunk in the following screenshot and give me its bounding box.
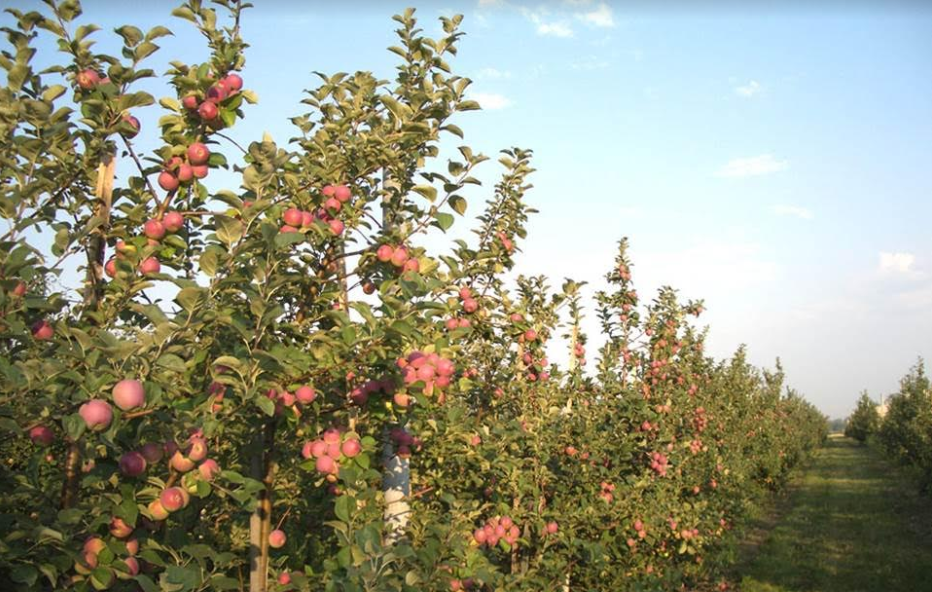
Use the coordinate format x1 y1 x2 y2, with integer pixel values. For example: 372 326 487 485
249 420 276 592
382 428 410 545
62 154 114 510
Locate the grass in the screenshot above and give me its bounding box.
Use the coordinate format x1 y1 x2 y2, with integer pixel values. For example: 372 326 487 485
736 434 932 592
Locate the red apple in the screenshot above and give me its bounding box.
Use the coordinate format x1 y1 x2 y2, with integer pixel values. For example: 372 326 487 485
119 451 147 477
283 208 303 227
187 437 208 461
182 95 199 110
29 425 54 446
139 442 163 463
328 219 345 235
268 529 287 549
159 487 188 512
198 459 220 480
170 450 195 472
341 438 361 458
113 379 145 411
224 73 243 91
105 258 117 278
191 164 209 179
76 69 100 90
147 500 169 520
376 245 394 262
79 400 112 431
334 185 351 202
278 571 291 585
122 114 140 138
158 171 179 191
198 101 218 120
390 247 408 267
139 257 160 275
177 163 194 182
109 516 133 539
163 211 184 233
187 143 210 165
295 385 316 404
32 320 54 340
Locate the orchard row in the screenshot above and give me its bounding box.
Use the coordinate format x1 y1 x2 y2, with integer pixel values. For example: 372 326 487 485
0 3 826 592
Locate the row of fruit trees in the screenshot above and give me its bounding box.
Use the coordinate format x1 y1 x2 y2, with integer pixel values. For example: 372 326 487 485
0 2 827 591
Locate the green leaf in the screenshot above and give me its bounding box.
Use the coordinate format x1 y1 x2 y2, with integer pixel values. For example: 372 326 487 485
63 413 85 441
449 195 467 215
115 25 143 47
175 287 205 312
335 495 354 523
412 185 437 202
145 26 173 41
156 353 186 373
274 231 305 249
434 212 454 231
10 565 37 586
134 41 159 61
214 215 243 246
256 396 275 416
171 6 197 23
42 85 67 103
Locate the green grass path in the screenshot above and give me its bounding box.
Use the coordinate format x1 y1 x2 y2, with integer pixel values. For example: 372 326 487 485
739 435 932 592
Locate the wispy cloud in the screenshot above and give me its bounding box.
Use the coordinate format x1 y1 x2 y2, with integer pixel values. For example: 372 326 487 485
475 67 511 80
470 92 512 110
715 154 788 178
570 56 610 70
735 80 762 98
577 3 615 28
523 8 574 37
771 204 813 220
536 20 574 37
478 0 504 7
879 252 916 275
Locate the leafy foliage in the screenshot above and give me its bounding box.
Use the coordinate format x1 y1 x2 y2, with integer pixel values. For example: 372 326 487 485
0 3 826 592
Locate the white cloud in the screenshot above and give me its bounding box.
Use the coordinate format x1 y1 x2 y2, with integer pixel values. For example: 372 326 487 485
735 80 762 98
879 252 916 275
523 9 575 37
715 154 788 178
536 20 574 37
475 67 511 80
570 56 610 71
771 204 813 220
478 0 504 7
470 92 512 110
577 3 615 28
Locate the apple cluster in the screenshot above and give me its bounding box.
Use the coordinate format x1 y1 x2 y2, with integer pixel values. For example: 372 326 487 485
398 351 456 398
348 377 394 407
265 385 317 415
573 342 586 365
495 230 514 253
280 195 348 237
150 486 190 519
472 515 521 549
76 534 139 584
157 142 212 192
649 451 670 477
599 481 616 503
302 428 361 479
457 286 478 314
389 427 423 459
375 243 419 274
181 72 243 125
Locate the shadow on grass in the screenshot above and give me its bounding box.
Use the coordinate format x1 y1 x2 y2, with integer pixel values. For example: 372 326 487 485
737 436 932 592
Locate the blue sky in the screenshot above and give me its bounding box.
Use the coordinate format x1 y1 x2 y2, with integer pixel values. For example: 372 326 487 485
6 1 932 417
